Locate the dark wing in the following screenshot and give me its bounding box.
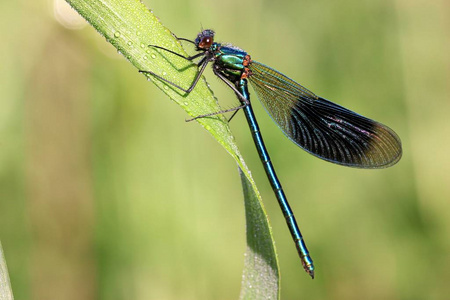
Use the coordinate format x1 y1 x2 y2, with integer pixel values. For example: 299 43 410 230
248 61 402 168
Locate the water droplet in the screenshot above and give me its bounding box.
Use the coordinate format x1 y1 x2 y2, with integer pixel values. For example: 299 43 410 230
127 41 133 46
163 85 169 90
151 53 157 59
183 101 189 106
162 71 167 76
140 43 146 48
143 55 148 60
114 31 121 38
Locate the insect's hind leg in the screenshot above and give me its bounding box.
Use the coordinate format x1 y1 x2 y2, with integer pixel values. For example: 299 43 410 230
185 69 249 122
139 52 211 94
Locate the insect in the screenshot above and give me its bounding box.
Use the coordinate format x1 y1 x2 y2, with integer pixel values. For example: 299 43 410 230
140 29 402 278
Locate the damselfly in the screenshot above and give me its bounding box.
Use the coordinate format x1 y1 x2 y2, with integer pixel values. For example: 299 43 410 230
140 29 402 278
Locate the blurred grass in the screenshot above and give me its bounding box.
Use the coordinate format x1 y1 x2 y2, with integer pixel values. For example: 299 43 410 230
1 0 450 299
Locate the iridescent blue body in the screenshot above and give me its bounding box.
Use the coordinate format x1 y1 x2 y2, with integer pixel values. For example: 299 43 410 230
140 29 402 279
210 43 315 276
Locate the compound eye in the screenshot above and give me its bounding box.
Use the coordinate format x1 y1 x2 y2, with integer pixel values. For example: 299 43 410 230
199 36 213 49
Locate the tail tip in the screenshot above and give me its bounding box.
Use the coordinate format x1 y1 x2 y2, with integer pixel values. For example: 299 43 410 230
308 269 315 279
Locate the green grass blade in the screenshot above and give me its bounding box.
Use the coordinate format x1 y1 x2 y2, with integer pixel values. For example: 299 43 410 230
239 169 279 300
65 0 280 298
0 242 14 300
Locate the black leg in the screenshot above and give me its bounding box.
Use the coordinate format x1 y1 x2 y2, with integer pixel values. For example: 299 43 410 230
177 37 196 45
213 69 250 105
185 70 249 122
227 110 240 123
197 56 207 67
170 32 196 45
145 45 205 62
139 53 212 94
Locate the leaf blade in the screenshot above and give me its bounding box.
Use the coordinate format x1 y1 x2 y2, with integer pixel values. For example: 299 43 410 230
65 0 280 298
239 169 279 300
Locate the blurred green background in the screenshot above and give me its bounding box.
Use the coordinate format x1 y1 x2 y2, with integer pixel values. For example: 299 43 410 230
1 0 449 299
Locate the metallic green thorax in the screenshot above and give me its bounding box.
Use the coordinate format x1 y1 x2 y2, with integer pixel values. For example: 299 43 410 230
212 44 250 81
